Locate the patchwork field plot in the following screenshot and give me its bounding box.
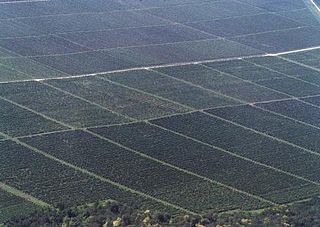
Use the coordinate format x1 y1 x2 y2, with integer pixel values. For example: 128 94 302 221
0 0 320 222
256 99 320 128
140 0 265 23
232 27 320 52
0 81 130 128
0 140 177 213
0 57 68 80
0 189 39 223
21 130 269 213
0 98 66 137
151 112 320 183
156 63 289 102
208 104 320 154
46 76 189 120
0 35 89 56
186 13 303 38
59 24 215 50
284 48 320 69
104 70 240 109
237 0 307 12
90 122 319 203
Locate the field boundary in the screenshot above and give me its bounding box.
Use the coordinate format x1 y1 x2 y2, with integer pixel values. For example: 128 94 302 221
0 182 51 208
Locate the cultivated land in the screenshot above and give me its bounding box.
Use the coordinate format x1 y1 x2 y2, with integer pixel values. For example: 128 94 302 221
0 0 320 223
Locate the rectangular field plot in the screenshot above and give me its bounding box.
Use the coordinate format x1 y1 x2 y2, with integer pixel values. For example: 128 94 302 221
104 70 240 109
21 130 269 212
0 65 33 82
278 9 320 27
0 140 174 212
0 35 89 57
232 27 320 53
46 77 189 120
107 37 263 67
90 122 313 202
237 0 307 12
122 0 210 8
248 56 320 85
0 0 128 19
283 49 320 69
0 189 39 223
0 57 69 80
186 13 302 38
207 104 320 154
0 99 66 137
151 112 320 183
256 77 320 97
0 20 40 39
18 11 169 34
257 99 320 127
0 81 130 128
158 63 289 102
31 51 136 75
204 59 286 81
0 46 17 58
142 0 265 23
60 24 214 50
32 39 262 75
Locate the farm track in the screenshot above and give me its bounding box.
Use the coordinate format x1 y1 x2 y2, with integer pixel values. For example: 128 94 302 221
0 182 51 208
1 0 320 214
1 54 320 211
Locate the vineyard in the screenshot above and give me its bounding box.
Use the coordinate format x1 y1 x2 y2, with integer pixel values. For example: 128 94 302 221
0 0 320 224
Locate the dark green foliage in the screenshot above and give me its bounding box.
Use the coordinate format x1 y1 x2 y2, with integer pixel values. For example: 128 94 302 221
151 112 320 201
5 198 320 226
157 63 289 102
207 104 320 153
187 13 302 38
0 81 130 127
141 1 264 23
0 36 88 56
60 24 213 50
0 190 39 223
46 77 189 120
232 27 320 52
105 70 239 109
257 99 320 127
0 140 173 212
0 99 66 137
22 130 267 212
91 122 311 200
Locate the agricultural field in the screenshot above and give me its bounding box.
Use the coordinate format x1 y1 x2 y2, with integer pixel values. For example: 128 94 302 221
0 0 320 224
0 189 39 223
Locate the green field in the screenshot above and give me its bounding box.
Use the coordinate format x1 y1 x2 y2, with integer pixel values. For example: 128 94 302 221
0 0 320 223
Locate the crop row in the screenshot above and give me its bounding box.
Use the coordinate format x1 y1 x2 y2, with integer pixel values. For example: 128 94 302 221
90 122 317 202
0 98 66 137
21 130 268 213
204 60 320 97
0 81 129 128
0 140 177 213
59 24 213 50
248 56 320 86
155 63 287 102
151 111 320 184
257 99 320 128
186 13 302 38
0 0 128 19
46 76 188 120
284 49 320 69
104 70 239 109
231 26 320 52
0 189 39 223
208 104 320 154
